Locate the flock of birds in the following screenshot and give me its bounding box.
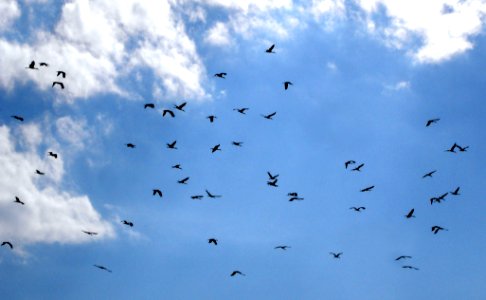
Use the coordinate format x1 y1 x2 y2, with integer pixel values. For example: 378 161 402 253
1 43 469 277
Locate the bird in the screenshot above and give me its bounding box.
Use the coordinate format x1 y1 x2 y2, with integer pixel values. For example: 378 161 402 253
395 255 412 261
35 170 45 175
262 112 277 120
11 115 24 122
289 196 304 202
426 118 440 127
287 192 298 197
450 187 460 196
153 189 163 197
121 220 134 227
457 145 469 152
422 170 436 178
267 179 278 187
144 103 155 109
205 190 221 198
360 185 374 192
283 81 293 90
39 62 49 67
430 192 448 205
162 109 175 118
52 81 64 89
232 141 243 147
208 238 218 245
214 72 227 78
1 241 13 249
267 172 279 180
93 265 112 273
234 108 249 114
207 115 217 123
402 265 419 270
57 71 66 78
178 177 190 184
14 196 24 205
230 271 245 277
211 144 221 153
329 252 343 258
345 160 356 169
26 61 38 70
275 245 291 250
125 143 136 148
265 44 276 53
405 208 415 219
191 195 204 200
171 164 182 170
174 102 187 112
431 226 447 234
48 151 58 158
351 163 364 172
349 207 366 212
82 231 98 236
167 140 177 149
445 143 458 153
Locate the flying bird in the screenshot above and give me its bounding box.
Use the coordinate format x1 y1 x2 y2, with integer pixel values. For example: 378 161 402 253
48 151 58 158
267 179 278 187
39 62 49 67
349 207 366 212
167 140 177 149
191 195 204 200
431 226 447 234
422 170 436 178
232 141 243 147
345 160 356 169
26 61 38 70
82 231 98 236
162 109 175 118
351 163 364 172
234 108 249 114
11 115 24 122
35 170 45 175
207 115 217 123
174 102 187 112
287 192 298 197
456 145 469 152
121 220 134 227
205 190 221 198
360 185 374 192
267 172 279 180
178 177 190 184
171 164 182 170
211 144 221 153
265 44 276 53
262 112 277 120
329 252 343 258
450 187 460 196
283 81 293 90
275 245 291 250
430 192 448 205
402 265 419 270
126 143 136 148
426 118 440 127
208 238 218 245
144 103 155 109
395 255 412 261
52 81 64 89
93 265 112 273
230 271 245 277
14 196 24 205
1 241 13 249
214 72 227 78
445 143 458 153
405 208 415 219
153 189 163 197
57 71 66 78
289 196 304 202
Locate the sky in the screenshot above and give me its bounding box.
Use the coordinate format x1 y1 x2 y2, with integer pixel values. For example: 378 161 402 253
1 0 486 299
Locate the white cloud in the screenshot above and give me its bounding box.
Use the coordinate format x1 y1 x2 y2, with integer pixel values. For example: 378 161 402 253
55 116 92 150
0 0 20 32
0 125 114 251
384 80 410 92
204 22 232 46
327 61 338 71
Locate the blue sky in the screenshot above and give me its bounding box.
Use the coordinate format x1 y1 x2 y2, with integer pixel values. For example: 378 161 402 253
1 1 486 299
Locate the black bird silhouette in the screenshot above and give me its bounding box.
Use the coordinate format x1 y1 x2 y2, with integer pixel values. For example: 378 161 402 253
230 271 245 277
214 72 227 78
167 140 177 149
360 185 374 192
267 179 278 187
431 226 447 234
191 195 204 200
153 189 163 197
402 265 419 270
211 144 221 153
14 196 24 205
82 231 98 236
345 160 356 169
39 62 49 67
287 192 298 197
450 187 460 196
208 238 218 245
174 102 187 112
350 207 366 212
26 61 38 70
35 170 45 175
430 192 448 205
262 112 277 120
275 246 291 250
457 145 469 152
144 103 155 109
445 143 458 153
207 115 217 123
329 252 343 258
265 44 276 53
57 71 66 78
121 220 134 227
234 108 249 114
1 241 13 249
162 109 175 118
232 141 243 147
426 118 440 127
283 81 293 90
52 81 64 89
405 208 415 218
422 170 436 178
267 172 279 180
395 255 412 261
171 164 182 170
126 143 136 148
93 265 112 273
48 151 58 158
205 190 221 198
289 196 304 202
351 163 364 172
178 177 190 184
11 115 24 122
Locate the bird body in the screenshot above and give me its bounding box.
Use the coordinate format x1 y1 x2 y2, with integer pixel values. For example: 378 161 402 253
265 44 275 53
14 196 24 205
48 151 58 158
262 112 277 120
211 144 221 153
162 109 175 117
126 143 136 148
330 252 343 258
167 140 177 149
208 238 218 245
52 81 64 89
174 102 187 111
350 207 366 212
153 189 163 197
360 185 374 192
1 241 13 249
214 73 227 78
